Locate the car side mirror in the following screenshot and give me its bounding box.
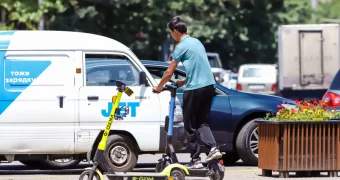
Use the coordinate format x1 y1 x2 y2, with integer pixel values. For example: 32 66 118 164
139 71 148 86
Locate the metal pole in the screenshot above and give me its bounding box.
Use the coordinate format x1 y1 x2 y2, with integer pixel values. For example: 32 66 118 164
38 0 44 30
311 0 318 23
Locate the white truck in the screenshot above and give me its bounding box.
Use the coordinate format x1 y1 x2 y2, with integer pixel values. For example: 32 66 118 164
277 24 340 100
0 30 185 171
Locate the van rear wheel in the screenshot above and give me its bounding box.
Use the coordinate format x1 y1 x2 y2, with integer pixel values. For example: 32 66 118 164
40 158 81 169
104 134 138 172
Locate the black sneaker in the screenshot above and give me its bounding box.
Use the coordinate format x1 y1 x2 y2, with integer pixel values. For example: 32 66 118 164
185 159 204 169
206 148 223 162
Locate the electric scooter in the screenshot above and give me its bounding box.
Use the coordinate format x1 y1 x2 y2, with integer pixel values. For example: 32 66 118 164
156 83 225 180
79 80 189 180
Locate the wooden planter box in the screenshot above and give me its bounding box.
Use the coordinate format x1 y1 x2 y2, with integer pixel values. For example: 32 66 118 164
256 120 340 178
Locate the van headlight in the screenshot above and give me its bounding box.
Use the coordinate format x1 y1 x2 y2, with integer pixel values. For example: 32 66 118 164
174 101 183 123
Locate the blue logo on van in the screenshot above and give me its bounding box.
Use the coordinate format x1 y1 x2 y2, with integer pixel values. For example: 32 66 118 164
0 31 51 115
101 102 140 119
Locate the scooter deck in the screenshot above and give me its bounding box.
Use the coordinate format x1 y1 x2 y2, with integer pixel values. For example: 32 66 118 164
106 172 169 180
187 168 213 177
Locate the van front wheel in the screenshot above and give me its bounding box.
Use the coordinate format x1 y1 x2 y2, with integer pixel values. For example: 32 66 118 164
104 134 138 172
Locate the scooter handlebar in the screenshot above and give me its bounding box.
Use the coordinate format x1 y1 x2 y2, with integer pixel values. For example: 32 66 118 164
162 83 178 92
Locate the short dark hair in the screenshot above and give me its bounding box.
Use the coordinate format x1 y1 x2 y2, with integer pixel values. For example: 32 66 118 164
167 16 187 34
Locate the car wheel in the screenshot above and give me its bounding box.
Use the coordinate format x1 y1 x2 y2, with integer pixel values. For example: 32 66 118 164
236 118 259 166
20 160 41 168
40 158 81 169
221 152 240 165
104 134 138 172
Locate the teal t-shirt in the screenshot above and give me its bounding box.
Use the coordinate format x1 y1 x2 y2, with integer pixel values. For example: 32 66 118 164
172 35 216 90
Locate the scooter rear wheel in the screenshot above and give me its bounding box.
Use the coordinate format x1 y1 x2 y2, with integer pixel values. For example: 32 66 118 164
207 161 225 180
79 169 102 180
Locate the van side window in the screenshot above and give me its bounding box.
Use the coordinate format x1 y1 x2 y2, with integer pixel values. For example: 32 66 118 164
85 54 140 86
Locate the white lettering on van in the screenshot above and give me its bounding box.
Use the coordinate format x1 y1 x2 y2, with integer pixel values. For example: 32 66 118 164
5 78 36 84
10 71 30 76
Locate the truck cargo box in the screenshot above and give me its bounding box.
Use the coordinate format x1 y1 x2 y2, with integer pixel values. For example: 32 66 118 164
278 24 340 91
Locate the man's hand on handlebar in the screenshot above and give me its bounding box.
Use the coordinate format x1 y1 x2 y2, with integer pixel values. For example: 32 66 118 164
152 81 180 93
175 79 185 88
152 86 162 93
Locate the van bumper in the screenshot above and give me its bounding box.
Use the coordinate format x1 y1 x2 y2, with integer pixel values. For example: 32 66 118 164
158 121 186 152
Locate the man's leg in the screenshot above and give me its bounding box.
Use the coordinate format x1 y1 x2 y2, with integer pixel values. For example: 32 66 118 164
195 85 223 162
182 90 203 169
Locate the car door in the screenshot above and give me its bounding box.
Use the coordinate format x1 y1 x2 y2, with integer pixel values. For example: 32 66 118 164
77 52 161 151
145 65 233 150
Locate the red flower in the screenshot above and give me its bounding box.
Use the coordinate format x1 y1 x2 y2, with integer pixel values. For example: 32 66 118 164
291 108 297 113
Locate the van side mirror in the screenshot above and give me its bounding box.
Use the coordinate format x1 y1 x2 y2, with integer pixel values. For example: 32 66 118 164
139 71 148 86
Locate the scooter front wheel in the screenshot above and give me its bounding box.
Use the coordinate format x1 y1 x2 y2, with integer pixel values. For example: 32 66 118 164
79 169 102 180
207 160 225 180
170 168 185 180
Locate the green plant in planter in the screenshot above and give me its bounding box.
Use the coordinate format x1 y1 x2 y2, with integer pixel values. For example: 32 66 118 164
264 100 340 121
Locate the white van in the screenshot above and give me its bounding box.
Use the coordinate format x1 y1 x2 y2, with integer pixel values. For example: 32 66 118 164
0 30 185 171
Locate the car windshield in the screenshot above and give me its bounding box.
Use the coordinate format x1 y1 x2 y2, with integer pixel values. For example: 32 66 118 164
330 70 340 90
242 67 275 78
208 55 220 68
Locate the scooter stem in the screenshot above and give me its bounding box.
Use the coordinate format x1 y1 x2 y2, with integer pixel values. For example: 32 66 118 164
163 83 179 163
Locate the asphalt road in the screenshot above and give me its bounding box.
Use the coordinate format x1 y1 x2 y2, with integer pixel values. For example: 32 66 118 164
0 154 337 180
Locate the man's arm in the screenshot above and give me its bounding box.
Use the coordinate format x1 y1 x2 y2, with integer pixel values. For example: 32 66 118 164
156 60 179 89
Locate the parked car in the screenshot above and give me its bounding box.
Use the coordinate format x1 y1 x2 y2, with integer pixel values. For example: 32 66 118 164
322 69 340 107
207 52 226 83
221 70 237 89
141 60 296 166
237 64 277 95
230 72 238 89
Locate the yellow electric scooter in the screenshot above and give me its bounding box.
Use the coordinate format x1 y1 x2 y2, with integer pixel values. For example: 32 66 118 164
79 80 188 180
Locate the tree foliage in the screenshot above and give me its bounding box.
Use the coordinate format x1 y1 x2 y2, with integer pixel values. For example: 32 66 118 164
0 0 338 70
0 0 68 30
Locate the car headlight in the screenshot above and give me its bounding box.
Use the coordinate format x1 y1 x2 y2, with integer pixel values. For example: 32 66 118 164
174 100 183 123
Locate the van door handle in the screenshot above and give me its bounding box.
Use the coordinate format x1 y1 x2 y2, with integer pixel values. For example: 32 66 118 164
87 96 99 101
57 96 65 108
